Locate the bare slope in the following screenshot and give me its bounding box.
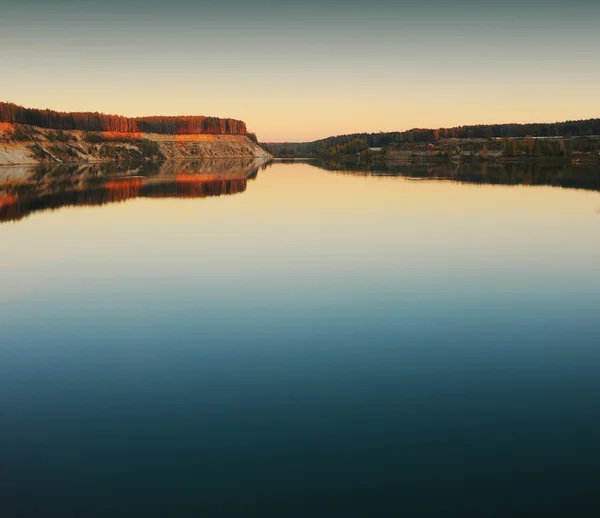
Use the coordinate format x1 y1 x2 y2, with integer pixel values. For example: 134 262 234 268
0 123 271 165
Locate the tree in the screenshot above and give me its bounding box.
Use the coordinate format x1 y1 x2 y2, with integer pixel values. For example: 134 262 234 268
0 102 247 135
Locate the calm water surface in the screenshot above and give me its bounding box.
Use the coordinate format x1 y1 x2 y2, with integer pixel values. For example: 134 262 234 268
1 160 600 517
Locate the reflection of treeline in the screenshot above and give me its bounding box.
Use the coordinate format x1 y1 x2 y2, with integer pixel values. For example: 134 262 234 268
0 177 248 223
0 102 247 135
313 159 600 192
410 163 600 191
104 178 248 201
1 158 266 223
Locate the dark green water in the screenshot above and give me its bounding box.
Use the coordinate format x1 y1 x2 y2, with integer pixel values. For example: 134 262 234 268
1 160 600 517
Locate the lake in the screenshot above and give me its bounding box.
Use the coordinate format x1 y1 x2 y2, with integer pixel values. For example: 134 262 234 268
1 159 600 517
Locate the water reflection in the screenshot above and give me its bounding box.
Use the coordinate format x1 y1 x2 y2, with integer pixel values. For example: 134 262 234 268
1 160 600 517
3 158 600 224
0 159 268 223
308 159 600 191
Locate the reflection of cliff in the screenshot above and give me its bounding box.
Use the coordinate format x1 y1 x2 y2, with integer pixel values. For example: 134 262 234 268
107 177 248 200
0 159 266 223
311 160 600 192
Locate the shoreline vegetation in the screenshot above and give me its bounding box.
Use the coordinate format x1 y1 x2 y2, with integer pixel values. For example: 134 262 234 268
3 103 599 166
0 102 247 135
262 118 600 165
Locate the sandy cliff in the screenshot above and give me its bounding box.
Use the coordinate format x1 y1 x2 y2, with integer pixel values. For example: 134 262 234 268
0 123 271 165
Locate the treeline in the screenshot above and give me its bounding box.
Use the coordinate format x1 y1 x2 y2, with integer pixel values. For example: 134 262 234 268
268 118 600 156
498 137 568 157
0 102 246 135
386 136 600 160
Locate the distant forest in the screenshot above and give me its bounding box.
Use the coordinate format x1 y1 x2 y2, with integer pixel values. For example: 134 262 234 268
0 102 247 135
266 118 600 156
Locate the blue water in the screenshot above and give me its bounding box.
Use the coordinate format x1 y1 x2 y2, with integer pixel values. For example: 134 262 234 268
1 161 600 517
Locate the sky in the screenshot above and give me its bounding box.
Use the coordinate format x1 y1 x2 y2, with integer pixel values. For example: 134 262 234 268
1 0 599 141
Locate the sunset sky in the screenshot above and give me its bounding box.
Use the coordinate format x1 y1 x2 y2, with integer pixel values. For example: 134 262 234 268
1 0 599 141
